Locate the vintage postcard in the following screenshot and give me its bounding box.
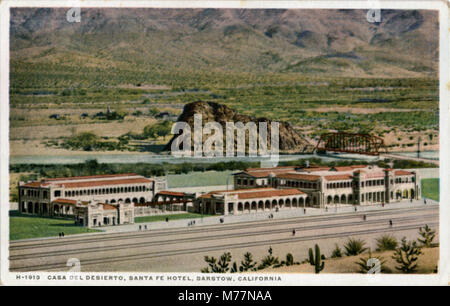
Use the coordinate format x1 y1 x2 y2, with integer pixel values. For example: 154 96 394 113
0 0 448 288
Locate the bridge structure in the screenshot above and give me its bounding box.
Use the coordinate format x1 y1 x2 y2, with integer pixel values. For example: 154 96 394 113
315 132 386 156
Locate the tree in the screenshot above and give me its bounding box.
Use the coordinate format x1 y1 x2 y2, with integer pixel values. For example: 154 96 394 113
85 159 99 171
308 244 325 274
143 121 172 140
417 225 436 247
201 252 233 273
392 237 423 273
65 132 99 151
157 120 172 140
258 247 280 270
105 107 128 120
238 252 258 272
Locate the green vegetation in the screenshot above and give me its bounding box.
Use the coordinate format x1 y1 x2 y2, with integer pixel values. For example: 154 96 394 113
63 132 127 151
337 227 438 274
9 158 437 182
9 159 257 181
143 121 172 140
202 252 235 273
308 244 325 274
168 171 235 188
421 178 439 201
392 237 423 273
9 158 437 201
9 211 100 240
201 247 300 273
292 110 438 136
258 247 281 270
134 213 213 223
343 238 368 256
330 244 343 258
356 249 389 274
376 235 398 252
10 77 439 136
235 252 259 272
10 61 439 149
418 224 436 247
9 10 439 157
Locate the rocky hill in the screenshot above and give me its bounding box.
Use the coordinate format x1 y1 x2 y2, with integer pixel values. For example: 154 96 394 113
165 101 314 154
10 8 438 79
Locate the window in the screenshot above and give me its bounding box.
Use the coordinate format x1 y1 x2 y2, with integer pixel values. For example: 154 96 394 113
54 190 61 197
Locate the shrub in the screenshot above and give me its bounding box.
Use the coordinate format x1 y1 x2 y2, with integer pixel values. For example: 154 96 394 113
330 244 343 258
392 237 422 273
258 247 280 270
344 238 368 256
274 253 300 268
143 120 172 139
149 107 159 116
376 234 398 251
238 252 258 272
201 252 233 273
417 225 436 247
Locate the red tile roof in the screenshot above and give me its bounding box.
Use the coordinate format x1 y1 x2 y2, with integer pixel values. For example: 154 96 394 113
275 173 321 181
199 188 275 199
238 171 279 178
59 177 153 188
102 204 117 210
200 188 305 200
52 198 77 205
302 166 332 172
157 191 185 197
325 174 353 181
235 188 305 200
331 165 367 172
22 182 47 188
43 173 139 182
246 166 296 171
395 170 414 176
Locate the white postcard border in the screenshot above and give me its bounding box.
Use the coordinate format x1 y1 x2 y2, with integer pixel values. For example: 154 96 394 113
0 0 448 286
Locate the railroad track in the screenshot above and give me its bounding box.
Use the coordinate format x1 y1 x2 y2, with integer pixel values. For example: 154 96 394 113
10 221 439 272
10 213 437 260
10 205 438 251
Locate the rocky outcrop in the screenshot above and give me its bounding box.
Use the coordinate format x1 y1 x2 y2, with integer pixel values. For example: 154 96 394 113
164 101 314 154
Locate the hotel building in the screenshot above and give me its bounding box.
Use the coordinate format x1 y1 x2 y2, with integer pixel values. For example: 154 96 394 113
18 173 167 217
231 164 420 211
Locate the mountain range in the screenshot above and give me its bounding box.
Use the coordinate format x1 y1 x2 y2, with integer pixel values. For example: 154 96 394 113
10 8 439 78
